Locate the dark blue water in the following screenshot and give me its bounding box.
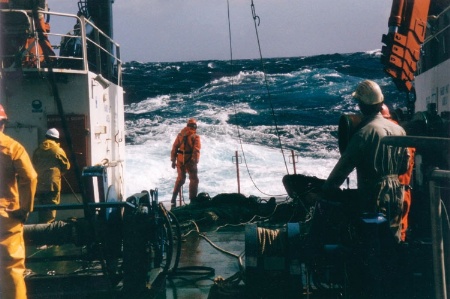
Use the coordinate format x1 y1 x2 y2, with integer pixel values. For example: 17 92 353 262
121 51 408 200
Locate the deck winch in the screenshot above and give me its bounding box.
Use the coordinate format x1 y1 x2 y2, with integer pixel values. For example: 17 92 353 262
245 207 404 298
245 223 303 297
22 188 178 298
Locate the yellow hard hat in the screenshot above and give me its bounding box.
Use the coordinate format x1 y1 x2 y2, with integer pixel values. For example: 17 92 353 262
352 80 384 105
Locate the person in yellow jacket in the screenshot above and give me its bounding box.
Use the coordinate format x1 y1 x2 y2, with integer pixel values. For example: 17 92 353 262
32 128 70 223
0 104 37 299
170 118 201 207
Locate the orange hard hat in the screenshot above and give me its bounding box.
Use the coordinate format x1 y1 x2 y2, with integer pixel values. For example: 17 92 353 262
0 104 7 121
381 103 391 119
187 118 197 129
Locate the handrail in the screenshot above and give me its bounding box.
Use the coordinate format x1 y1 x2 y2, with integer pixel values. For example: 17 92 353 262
423 23 450 45
0 9 122 86
33 201 136 211
381 135 450 149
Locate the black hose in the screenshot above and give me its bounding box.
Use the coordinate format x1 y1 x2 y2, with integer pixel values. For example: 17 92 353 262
166 210 182 273
168 265 215 277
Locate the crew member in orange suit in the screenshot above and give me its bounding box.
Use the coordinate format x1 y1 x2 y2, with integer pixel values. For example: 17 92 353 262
6 0 55 66
0 104 38 299
170 118 201 208
381 104 415 242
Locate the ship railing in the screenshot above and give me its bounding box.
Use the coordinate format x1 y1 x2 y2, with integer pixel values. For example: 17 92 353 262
417 6 450 74
382 135 450 299
0 9 122 86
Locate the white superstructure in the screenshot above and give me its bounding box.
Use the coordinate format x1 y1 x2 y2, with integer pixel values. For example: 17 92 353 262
0 8 125 219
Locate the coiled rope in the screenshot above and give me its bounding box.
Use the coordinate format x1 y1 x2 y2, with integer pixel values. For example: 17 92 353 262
256 227 286 256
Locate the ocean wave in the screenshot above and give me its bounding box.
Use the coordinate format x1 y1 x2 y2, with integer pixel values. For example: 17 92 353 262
123 52 402 198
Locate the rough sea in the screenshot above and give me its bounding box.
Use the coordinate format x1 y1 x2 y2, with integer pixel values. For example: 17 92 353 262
122 51 406 203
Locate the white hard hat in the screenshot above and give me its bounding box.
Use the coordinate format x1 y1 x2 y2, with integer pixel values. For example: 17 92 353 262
352 80 384 105
46 128 60 139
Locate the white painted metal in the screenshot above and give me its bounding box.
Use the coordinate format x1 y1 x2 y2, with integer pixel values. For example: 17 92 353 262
1 9 125 221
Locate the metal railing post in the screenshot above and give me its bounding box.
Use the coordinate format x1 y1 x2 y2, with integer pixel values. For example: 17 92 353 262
233 151 241 194
290 150 297 174
80 15 88 71
430 168 450 299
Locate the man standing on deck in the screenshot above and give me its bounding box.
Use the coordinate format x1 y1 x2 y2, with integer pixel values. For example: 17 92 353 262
170 118 201 208
0 104 37 299
32 128 70 223
321 80 408 242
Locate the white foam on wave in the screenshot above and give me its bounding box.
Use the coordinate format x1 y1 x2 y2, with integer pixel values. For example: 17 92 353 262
124 122 357 202
125 95 170 114
209 70 266 87
365 49 382 56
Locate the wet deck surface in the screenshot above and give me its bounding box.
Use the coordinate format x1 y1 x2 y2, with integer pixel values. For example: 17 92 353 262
24 221 248 299
23 197 438 299
23 197 301 298
163 227 246 299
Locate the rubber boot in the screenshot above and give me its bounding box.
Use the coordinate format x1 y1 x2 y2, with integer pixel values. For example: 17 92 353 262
171 192 178 208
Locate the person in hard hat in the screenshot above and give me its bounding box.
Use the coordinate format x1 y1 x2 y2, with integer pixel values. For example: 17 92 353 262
32 128 70 223
170 118 201 208
381 104 415 242
0 104 37 299
321 80 408 242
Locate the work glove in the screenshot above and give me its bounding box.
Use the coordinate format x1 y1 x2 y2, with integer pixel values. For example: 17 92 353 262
6 208 30 223
171 161 176 169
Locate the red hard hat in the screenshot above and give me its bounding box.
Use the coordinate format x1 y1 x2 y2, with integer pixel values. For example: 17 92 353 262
0 104 7 121
381 104 391 119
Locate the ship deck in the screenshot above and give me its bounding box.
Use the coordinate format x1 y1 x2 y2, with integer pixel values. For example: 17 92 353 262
25 224 247 299
24 197 436 299
163 226 246 299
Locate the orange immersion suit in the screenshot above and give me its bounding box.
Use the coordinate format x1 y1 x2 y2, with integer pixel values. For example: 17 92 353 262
0 131 37 299
171 126 201 201
382 104 415 242
399 147 415 241
23 17 55 67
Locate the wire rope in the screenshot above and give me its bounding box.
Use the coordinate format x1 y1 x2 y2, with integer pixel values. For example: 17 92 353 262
250 0 289 175
227 0 288 197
